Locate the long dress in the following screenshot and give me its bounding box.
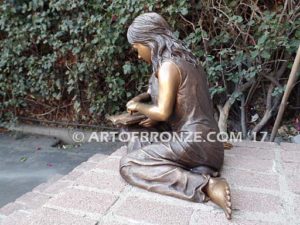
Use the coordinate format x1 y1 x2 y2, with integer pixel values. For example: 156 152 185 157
119 57 224 203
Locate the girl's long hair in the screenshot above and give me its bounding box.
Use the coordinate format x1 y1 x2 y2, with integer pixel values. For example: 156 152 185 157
127 12 198 75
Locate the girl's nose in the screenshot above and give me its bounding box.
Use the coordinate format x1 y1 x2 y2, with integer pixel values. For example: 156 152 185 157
138 55 141 59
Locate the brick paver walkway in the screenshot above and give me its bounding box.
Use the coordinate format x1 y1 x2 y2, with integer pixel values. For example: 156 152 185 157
0 141 299 225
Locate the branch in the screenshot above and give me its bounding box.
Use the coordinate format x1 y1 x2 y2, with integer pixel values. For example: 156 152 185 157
271 45 300 141
239 78 255 92
278 0 289 24
179 14 195 32
198 18 209 55
266 83 274 110
240 94 247 138
275 61 288 79
262 74 282 87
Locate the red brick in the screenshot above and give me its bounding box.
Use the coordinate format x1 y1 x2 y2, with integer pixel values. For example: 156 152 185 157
281 150 300 163
32 180 71 195
87 153 107 163
221 168 279 190
0 202 27 216
225 146 275 160
115 196 193 225
15 192 52 209
282 162 300 176
294 195 300 216
286 176 300 195
47 188 118 215
21 207 98 225
232 140 279 149
191 209 282 225
1 211 30 225
32 175 64 193
73 161 97 172
61 170 84 181
74 170 126 193
231 189 283 213
101 220 129 225
224 155 274 173
42 180 72 195
94 157 121 172
280 142 300 151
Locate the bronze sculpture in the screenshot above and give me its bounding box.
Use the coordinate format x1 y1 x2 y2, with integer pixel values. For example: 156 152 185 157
119 12 232 220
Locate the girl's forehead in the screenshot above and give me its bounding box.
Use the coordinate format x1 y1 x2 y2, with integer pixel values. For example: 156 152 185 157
132 43 142 49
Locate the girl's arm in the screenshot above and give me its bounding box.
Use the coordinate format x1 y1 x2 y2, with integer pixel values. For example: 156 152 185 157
127 61 181 121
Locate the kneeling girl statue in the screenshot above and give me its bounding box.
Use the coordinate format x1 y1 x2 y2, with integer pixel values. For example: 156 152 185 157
121 12 232 220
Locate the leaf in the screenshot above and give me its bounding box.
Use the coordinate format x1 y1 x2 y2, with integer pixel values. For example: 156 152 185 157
180 8 188 16
62 144 73 149
74 100 81 113
67 86 74 94
250 50 259 58
258 33 268 45
123 63 132 74
91 38 98 44
295 30 300 39
126 92 132 98
20 156 28 162
261 51 271 59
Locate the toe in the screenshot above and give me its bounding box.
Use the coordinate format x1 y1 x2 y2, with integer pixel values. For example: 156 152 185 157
227 201 232 207
225 211 232 220
227 213 232 220
226 195 231 201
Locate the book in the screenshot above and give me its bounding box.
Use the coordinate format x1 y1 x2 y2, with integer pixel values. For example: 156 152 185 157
106 112 147 126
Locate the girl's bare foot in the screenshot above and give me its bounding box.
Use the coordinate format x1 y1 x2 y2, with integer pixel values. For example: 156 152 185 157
205 177 232 220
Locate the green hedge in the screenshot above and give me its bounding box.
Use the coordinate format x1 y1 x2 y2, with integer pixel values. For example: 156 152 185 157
0 0 299 127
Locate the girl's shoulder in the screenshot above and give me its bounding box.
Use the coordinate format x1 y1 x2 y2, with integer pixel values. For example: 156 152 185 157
157 58 183 86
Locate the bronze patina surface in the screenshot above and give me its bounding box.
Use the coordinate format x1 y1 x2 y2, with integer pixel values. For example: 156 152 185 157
119 12 232 219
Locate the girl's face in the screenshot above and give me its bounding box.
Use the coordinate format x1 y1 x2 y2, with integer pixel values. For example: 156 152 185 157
132 43 151 64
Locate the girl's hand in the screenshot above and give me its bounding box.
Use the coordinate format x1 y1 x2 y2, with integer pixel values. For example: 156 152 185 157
139 118 158 128
126 100 139 114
